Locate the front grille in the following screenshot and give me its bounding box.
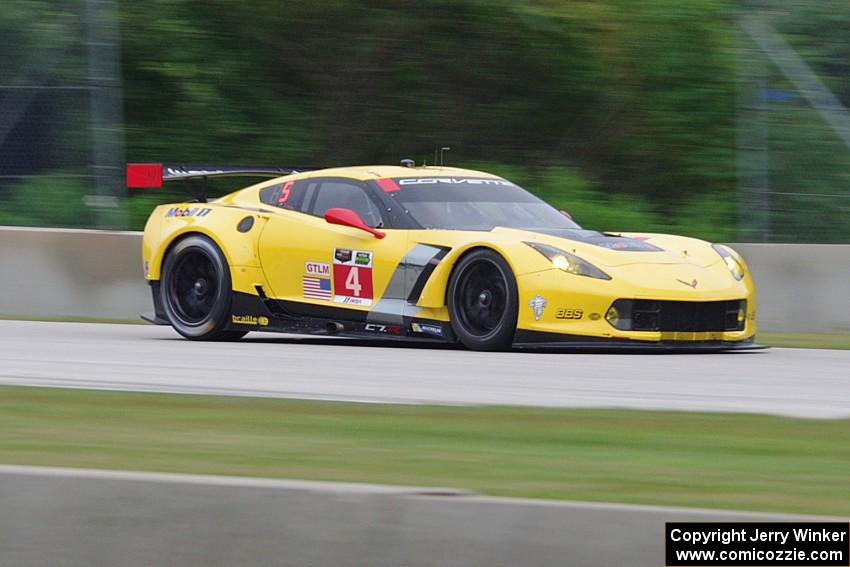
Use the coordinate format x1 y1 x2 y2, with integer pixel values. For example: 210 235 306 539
610 299 745 332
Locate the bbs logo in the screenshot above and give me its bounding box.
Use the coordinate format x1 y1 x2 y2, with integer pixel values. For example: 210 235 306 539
556 308 583 320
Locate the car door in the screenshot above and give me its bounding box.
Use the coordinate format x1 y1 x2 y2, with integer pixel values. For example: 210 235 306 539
257 177 410 322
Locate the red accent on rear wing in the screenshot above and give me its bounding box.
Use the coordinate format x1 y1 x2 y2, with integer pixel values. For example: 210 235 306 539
125 163 313 188
126 163 163 188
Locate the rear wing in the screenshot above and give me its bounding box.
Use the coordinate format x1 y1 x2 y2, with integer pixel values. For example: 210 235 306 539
126 163 313 188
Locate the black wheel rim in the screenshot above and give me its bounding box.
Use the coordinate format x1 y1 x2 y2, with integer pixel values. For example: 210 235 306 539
167 250 218 325
454 259 508 337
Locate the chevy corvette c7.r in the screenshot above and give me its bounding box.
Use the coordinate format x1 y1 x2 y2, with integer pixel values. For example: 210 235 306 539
131 162 759 351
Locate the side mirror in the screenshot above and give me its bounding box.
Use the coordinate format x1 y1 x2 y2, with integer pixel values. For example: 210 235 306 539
324 208 386 239
559 209 573 220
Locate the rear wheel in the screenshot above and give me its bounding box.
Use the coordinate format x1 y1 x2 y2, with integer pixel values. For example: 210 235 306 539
447 249 518 351
160 235 245 341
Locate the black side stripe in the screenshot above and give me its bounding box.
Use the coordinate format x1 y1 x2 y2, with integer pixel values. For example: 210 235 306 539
407 246 450 303
272 299 369 322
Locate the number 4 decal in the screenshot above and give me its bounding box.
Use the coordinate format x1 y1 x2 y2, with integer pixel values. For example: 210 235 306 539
345 267 362 296
332 248 374 306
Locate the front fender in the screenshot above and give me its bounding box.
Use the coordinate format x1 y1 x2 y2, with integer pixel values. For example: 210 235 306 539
415 237 542 309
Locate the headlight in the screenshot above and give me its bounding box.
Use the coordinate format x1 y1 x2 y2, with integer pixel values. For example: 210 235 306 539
525 242 611 280
711 244 745 281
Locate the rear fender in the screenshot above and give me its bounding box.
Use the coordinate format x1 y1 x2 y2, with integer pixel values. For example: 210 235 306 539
144 204 269 282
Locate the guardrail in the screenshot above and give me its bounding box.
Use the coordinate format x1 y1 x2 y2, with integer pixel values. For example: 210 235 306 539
0 465 842 567
0 226 148 320
733 243 850 332
1 226 848 331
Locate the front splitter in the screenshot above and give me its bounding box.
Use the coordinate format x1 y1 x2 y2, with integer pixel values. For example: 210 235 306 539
512 330 767 353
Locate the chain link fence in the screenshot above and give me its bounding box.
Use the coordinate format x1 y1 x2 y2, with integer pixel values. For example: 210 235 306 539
737 5 850 243
0 0 124 230
0 1 848 241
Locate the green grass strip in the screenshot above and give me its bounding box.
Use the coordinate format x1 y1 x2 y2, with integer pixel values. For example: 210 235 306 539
759 332 850 350
1 386 849 516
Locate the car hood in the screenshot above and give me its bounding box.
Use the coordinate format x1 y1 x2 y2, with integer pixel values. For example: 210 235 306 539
503 228 722 268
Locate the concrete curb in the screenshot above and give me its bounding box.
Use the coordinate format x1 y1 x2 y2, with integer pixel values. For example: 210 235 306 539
1 465 845 567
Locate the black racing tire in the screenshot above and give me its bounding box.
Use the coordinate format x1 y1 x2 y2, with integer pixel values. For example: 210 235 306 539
447 249 518 351
160 235 245 341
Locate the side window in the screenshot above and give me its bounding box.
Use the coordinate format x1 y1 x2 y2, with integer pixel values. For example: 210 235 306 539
309 180 384 228
259 179 308 211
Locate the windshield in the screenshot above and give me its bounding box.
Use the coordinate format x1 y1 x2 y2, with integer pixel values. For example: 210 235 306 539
384 177 582 231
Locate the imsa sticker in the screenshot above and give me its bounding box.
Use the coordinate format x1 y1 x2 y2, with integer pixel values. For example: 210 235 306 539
333 248 373 306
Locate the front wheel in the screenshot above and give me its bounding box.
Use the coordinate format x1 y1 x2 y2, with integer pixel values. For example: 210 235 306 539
447 249 518 351
160 235 245 341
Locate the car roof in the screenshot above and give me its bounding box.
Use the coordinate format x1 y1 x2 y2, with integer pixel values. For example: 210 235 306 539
226 164 508 206
293 165 503 181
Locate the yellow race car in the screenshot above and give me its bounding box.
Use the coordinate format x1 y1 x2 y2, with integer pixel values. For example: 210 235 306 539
130 162 759 351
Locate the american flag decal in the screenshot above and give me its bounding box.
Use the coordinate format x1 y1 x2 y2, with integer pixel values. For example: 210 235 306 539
302 276 332 300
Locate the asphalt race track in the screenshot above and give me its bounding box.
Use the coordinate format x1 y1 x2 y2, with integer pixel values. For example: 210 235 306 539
1 320 849 418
